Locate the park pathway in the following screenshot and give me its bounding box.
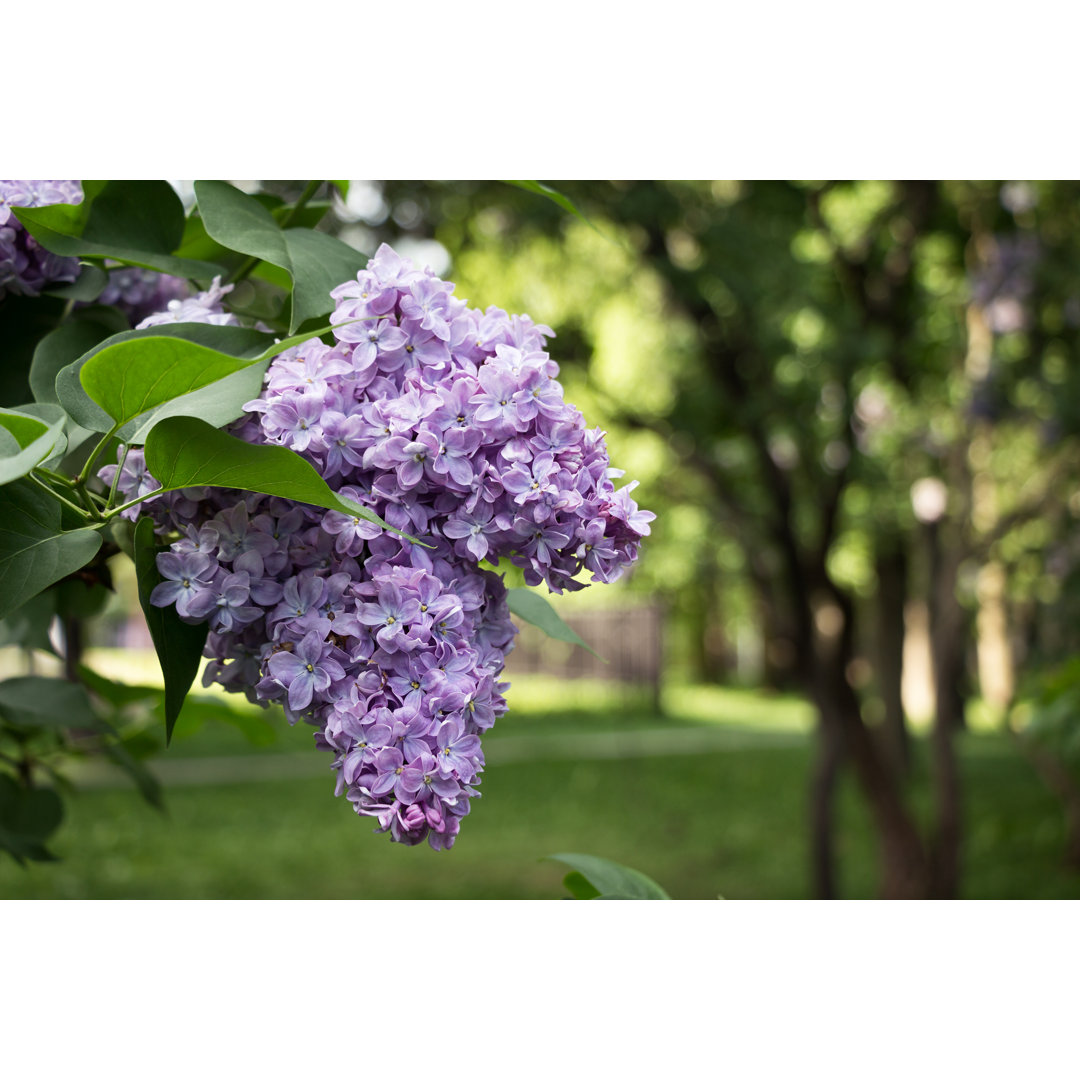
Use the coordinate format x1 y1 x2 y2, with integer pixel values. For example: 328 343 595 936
75 725 806 789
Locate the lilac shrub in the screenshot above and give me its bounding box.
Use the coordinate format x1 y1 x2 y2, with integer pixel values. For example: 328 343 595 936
105 245 654 849
0 180 83 300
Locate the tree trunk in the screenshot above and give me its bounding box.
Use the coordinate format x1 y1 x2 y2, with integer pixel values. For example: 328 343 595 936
63 616 83 683
686 555 725 684
809 713 844 899
927 526 966 896
1014 732 1080 872
875 544 910 777
834 675 931 898
928 524 969 733
809 607 931 899
929 710 962 897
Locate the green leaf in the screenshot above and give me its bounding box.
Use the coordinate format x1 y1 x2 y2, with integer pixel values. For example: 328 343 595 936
77 665 161 709
0 480 102 620
0 675 101 731
506 181 596 230
31 312 134 406
0 406 67 486
0 409 48 448
133 516 208 745
79 337 255 428
217 276 286 326
100 739 165 811
0 293 67 408
195 179 291 273
194 181 365 332
124 360 272 445
55 576 111 621
109 322 351 445
251 260 292 292
272 201 333 230
81 180 184 253
0 774 64 864
161 694 278 748
546 854 671 900
118 322 346 443
173 209 246 272
282 227 367 332
15 181 223 281
0 589 58 654
56 322 273 433
79 667 275 748
14 403 73 471
29 312 125 462
562 870 602 900
43 262 109 302
142 416 401 536
506 588 602 659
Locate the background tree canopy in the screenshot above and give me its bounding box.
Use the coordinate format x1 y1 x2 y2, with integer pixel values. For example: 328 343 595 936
355 179 1080 898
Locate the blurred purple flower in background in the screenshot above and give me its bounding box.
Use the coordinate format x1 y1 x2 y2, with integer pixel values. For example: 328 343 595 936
0 180 83 300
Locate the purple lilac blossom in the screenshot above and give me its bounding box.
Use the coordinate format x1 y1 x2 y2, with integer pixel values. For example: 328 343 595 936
96 266 191 326
136 275 236 329
111 243 653 850
0 180 83 300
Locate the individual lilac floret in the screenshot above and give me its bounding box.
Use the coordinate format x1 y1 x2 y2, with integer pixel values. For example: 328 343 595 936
136 242 652 852
149 552 217 618
0 180 83 300
266 630 347 711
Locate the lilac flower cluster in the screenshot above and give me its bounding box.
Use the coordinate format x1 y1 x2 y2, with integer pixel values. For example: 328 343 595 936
0 180 83 300
246 243 653 591
110 245 653 850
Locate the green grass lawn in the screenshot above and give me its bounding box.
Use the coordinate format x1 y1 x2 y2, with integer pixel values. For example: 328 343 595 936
1 676 1077 899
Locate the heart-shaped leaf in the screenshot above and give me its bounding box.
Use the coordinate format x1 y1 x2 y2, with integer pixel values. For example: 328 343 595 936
30 312 127 406
0 675 101 730
0 406 68 486
0 589 58 654
0 480 102 619
79 337 255 429
142 416 400 536
281 227 368 332
194 180 291 272
506 181 597 231
15 181 223 281
44 262 110 302
133 516 209 745
506 588 602 659
100 738 165 811
56 322 273 433
546 853 671 899
0 774 64 864
195 181 365 332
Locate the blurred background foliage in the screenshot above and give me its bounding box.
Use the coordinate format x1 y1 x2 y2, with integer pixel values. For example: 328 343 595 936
4 179 1080 899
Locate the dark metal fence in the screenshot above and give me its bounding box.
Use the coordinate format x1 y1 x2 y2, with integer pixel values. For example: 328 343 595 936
100 603 666 711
